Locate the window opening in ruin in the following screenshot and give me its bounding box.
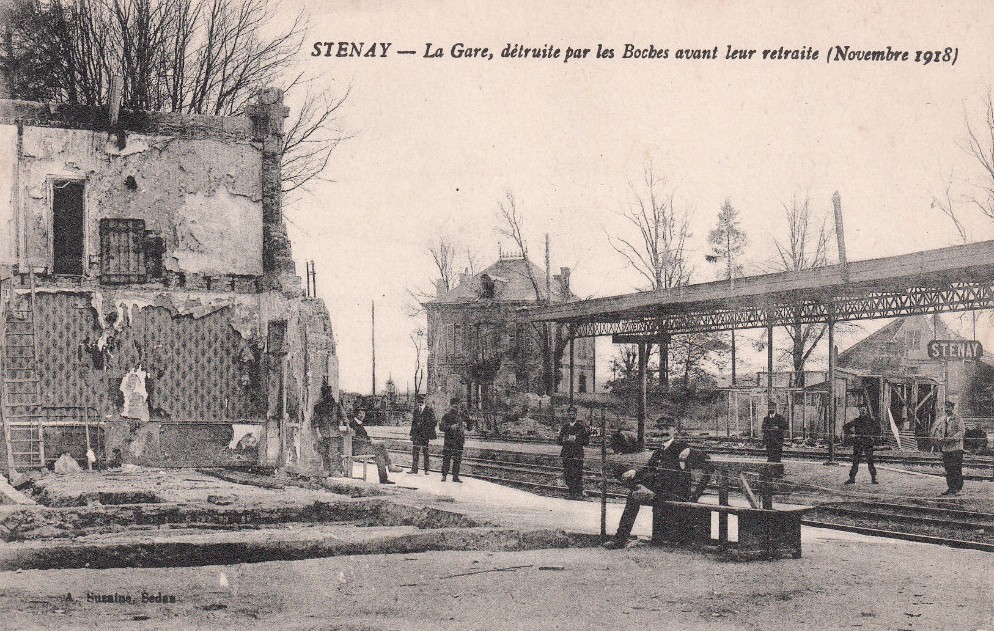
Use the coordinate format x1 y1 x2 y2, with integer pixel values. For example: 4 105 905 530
267 320 288 356
579 373 588 393
99 218 147 284
480 274 495 299
144 230 165 279
52 179 85 275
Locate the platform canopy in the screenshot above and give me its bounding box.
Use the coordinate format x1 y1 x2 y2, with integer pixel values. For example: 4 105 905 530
516 240 994 339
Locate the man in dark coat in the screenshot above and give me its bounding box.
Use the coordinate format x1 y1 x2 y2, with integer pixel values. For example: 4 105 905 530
761 403 788 463
557 406 590 499
603 419 712 549
843 405 880 485
349 409 395 485
312 385 343 473
409 394 437 474
440 397 471 482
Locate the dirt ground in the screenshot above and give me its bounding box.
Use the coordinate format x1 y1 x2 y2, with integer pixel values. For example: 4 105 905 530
773 458 991 510
0 537 989 631
0 448 989 630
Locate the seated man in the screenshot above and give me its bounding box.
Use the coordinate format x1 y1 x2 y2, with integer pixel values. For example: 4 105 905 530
610 429 641 454
603 419 712 549
349 409 396 484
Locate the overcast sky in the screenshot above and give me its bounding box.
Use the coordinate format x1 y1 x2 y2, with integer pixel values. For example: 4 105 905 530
279 0 994 393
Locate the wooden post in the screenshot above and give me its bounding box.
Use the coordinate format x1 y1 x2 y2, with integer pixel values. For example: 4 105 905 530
801 391 807 439
731 330 737 385
767 323 774 406
726 390 731 438
787 390 793 440
760 469 773 510
371 301 376 397
827 319 836 464
718 474 729 547
658 330 669 390
637 342 647 448
600 405 607 543
84 408 92 472
568 327 575 405
749 395 755 439
732 391 739 435
832 192 849 280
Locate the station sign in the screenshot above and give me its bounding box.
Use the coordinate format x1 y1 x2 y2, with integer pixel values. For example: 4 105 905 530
927 339 983 360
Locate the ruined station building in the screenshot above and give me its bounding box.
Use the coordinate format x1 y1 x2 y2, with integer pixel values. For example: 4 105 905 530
424 254 596 411
0 90 339 475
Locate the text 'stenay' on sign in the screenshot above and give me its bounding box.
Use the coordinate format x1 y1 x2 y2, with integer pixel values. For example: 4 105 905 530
927 339 984 360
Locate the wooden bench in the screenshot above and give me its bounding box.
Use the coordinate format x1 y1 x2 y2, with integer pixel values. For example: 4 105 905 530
650 464 813 560
351 454 377 481
651 500 813 560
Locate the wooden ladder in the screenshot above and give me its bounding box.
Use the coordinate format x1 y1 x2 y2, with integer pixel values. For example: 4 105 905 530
1 271 44 470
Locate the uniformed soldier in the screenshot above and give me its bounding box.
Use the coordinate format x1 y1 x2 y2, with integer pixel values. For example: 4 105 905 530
603 419 712 549
843 405 880 485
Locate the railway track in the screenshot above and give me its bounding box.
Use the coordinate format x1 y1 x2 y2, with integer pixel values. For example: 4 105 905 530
385 444 994 552
807 500 994 552
420 431 994 476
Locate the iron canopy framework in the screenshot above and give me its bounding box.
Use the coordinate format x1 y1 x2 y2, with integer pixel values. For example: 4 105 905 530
517 240 994 337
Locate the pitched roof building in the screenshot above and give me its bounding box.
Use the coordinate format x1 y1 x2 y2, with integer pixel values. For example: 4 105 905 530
424 255 595 410
838 315 994 418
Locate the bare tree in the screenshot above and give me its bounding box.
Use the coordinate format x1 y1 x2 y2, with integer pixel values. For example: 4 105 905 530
608 163 692 291
496 190 570 396
406 235 471 315
280 84 352 196
0 0 348 195
429 238 458 294
963 89 994 221
497 191 544 298
766 193 831 382
931 175 969 243
411 327 426 397
607 162 692 387
931 89 994 240
610 344 639 381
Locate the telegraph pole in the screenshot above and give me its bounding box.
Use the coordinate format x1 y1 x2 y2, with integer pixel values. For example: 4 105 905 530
371 301 376 396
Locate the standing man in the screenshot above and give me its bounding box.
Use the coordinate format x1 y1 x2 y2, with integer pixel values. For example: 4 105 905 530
312 385 343 473
843 405 879 485
409 394 436 474
349 409 395 485
761 403 788 463
603 419 712 549
557 406 590 499
931 400 965 496
440 397 471 482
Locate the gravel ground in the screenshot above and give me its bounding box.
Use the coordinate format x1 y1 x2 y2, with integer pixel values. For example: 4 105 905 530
0 539 989 630
0 442 989 630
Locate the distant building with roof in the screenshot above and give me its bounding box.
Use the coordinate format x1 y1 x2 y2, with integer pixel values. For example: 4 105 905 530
838 315 994 419
423 254 595 410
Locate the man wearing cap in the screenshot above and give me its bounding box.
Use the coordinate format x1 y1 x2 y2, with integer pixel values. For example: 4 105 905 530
409 394 436 474
557 406 590 499
348 409 396 485
603 418 712 549
931 400 965 496
440 397 471 482
843 404 880 485
761 403 788 464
